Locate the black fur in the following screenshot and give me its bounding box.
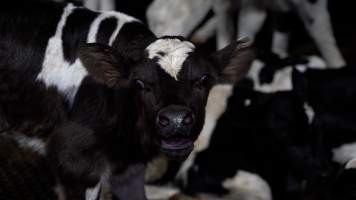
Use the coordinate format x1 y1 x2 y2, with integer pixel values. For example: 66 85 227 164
308 0 318 4
0 1 63 79
96 17 118 45
62 8 99 64
0 1 253 199
178 59 356 200
0 69 67 137
0 69 66 200
183 86 330 200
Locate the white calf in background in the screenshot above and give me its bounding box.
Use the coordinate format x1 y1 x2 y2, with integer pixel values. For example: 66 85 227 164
238 0 345 68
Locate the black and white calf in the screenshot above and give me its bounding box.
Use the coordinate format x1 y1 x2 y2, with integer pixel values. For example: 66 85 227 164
298 67 356 167
177 56 356 199
0 1 253 200
180 86 330 200
234 55 356 168
145 55 356 199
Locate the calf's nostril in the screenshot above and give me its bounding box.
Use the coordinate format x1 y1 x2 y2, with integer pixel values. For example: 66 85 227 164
183 113 194 126
159 115 170 127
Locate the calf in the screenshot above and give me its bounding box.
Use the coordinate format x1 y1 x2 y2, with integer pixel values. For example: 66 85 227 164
0 69 65 200
240 54 356 168
297 67 356 166
0 1 252 200
305 158 356 200
142 54 325 198
179 56 356 199
182 86 329 200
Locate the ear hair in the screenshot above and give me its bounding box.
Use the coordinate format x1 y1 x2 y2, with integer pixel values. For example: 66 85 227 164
79 43 125 88
211 38 255 83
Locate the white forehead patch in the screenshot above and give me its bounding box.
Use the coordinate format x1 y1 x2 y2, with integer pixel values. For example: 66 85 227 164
146 38 195 80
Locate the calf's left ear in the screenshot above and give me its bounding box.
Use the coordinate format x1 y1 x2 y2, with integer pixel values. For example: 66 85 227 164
210 38 254 83
79 43 127 88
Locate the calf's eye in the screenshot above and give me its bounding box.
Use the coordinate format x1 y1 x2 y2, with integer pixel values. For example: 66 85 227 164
135 79 152 92
135 79 145 89
195 74 211 89
200 74 210 85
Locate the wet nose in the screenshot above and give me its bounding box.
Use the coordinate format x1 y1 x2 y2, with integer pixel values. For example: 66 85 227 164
157 105 195 135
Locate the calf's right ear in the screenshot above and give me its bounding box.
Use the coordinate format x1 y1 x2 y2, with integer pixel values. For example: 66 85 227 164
78 43 127 88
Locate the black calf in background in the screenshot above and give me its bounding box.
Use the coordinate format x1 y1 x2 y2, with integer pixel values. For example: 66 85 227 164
145 54 356 200
304 159 356 200
183 85 331 200
299 67 356 145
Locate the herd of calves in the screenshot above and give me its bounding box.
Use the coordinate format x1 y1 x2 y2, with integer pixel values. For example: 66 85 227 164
1 52 356 200
141 55 356 200
166 56 356 199
0 2 356 200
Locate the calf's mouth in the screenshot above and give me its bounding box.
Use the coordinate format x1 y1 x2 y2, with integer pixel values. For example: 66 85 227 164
160 136 194 158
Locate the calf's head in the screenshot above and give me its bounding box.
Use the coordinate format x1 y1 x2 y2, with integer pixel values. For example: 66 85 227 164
79 33 252 158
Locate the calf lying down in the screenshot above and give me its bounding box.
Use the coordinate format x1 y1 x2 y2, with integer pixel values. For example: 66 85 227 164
0 1 253 199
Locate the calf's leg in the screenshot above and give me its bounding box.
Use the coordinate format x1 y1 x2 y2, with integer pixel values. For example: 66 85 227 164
294 0 345 68
237 0 267 42
111 163 147 200
48 122 106 200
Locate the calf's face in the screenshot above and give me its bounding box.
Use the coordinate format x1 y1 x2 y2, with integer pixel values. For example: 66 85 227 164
79 37 252 158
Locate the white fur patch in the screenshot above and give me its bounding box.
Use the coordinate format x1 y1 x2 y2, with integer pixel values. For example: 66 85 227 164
196 84 234 152
333 142 356 164
346 158 356 169
145 185 180 200
303 102 315 124
15 135 46 155
223 170 272 200
244 99 252 107
107 12 137 45
54 184 66 200
87 12 115 43
146 38 195 80
87 11 136 45
37 4 87 105
272 31 289 58
85 181 101 200
2 132 47 155
306 56 327 69
247 60 293 93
